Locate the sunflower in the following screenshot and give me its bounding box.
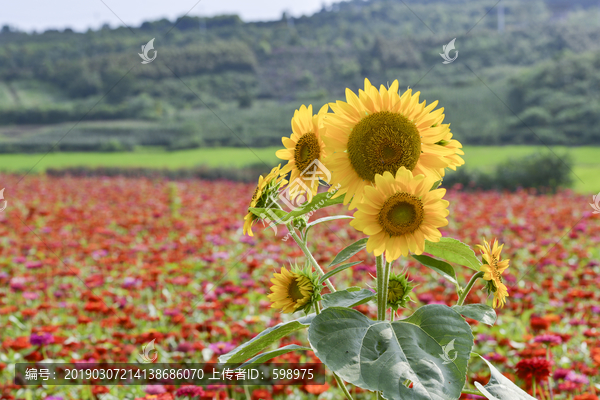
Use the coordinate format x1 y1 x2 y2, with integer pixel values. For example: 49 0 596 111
268 265 320 314
276 104 329 201
323 78 463 209
350 167 449 261
243 164 287 237
476 238 510 309
436 128 465 171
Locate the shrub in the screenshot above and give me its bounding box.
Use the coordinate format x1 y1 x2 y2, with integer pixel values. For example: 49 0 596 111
442 151 573 192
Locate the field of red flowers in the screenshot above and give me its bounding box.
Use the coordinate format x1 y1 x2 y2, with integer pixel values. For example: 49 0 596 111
0 175 599 400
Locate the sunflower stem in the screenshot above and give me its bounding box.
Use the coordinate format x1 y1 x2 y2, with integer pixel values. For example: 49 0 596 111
461 389 484 395
457 271 485 306
288 225 336 292
376 256 392 321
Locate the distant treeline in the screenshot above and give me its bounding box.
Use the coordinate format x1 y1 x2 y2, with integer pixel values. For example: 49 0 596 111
0 0 599 147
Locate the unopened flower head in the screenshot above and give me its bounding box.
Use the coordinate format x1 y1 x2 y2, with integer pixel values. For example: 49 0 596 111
386 272 415 310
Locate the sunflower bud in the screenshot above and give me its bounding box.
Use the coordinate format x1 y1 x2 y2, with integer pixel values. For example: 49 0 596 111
386 272 415 310
268 264 321 314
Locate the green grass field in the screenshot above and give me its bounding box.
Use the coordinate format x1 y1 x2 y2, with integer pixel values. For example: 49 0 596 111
0 146 598 193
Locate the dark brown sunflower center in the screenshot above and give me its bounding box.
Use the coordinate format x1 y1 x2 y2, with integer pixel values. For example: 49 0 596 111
294 132 321 172
251 186 260 203
288 278 305 302
347 111 421 182
378 192 424 236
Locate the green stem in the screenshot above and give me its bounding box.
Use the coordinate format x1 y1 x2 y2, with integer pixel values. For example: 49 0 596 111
461 389 484 396
288 225 336 293
375 255 391 400
457 271 485 306
533 377 537 398
377 258 391 321
243 385 252 400
314 302 353 400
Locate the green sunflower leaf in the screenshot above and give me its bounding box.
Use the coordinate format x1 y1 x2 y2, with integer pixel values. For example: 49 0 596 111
237 345 312 369
319 261 362 284
328 238 368 267
424 237 481 271
452 304 497 326
219 314 315 365
475 356 537 400
248 207 288 223
308 304 474 400
321 288 375 309
286 192 345 220
412 254 458 285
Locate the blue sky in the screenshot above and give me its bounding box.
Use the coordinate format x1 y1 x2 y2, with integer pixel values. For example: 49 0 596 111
2 0 346 32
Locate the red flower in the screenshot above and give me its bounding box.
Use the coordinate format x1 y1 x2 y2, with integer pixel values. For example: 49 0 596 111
515 357 552 382
250 389 272 400
302 383 330 395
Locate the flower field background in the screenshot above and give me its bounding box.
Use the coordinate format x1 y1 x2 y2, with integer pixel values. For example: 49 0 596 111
0 174 599 399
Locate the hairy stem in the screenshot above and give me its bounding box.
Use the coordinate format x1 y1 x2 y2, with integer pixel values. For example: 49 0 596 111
457 271 485 306
288 225 336 292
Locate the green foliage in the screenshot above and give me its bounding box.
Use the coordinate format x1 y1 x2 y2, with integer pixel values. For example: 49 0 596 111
0 0 599 149
452 304 497 326
412 254 458 286
327 238 368 267
475 356 537 400
423 238 481 271
443 151 574 192
308 305 474 400
218 314 315 365
321 287 375 309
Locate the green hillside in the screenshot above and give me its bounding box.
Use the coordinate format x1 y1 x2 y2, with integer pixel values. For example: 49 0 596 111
0 0 599 152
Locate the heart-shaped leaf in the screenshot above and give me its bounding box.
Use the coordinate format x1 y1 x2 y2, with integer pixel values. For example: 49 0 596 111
219 314 314 364
475 356 537 400
321 288 375 309
452 304 497 326
308 305 474 400
424 238 481 271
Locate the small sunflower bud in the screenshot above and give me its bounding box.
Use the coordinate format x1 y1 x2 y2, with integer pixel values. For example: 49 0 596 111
386 272 415 310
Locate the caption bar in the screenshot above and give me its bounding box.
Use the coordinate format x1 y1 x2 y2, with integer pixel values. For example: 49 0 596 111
14 363 325 386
